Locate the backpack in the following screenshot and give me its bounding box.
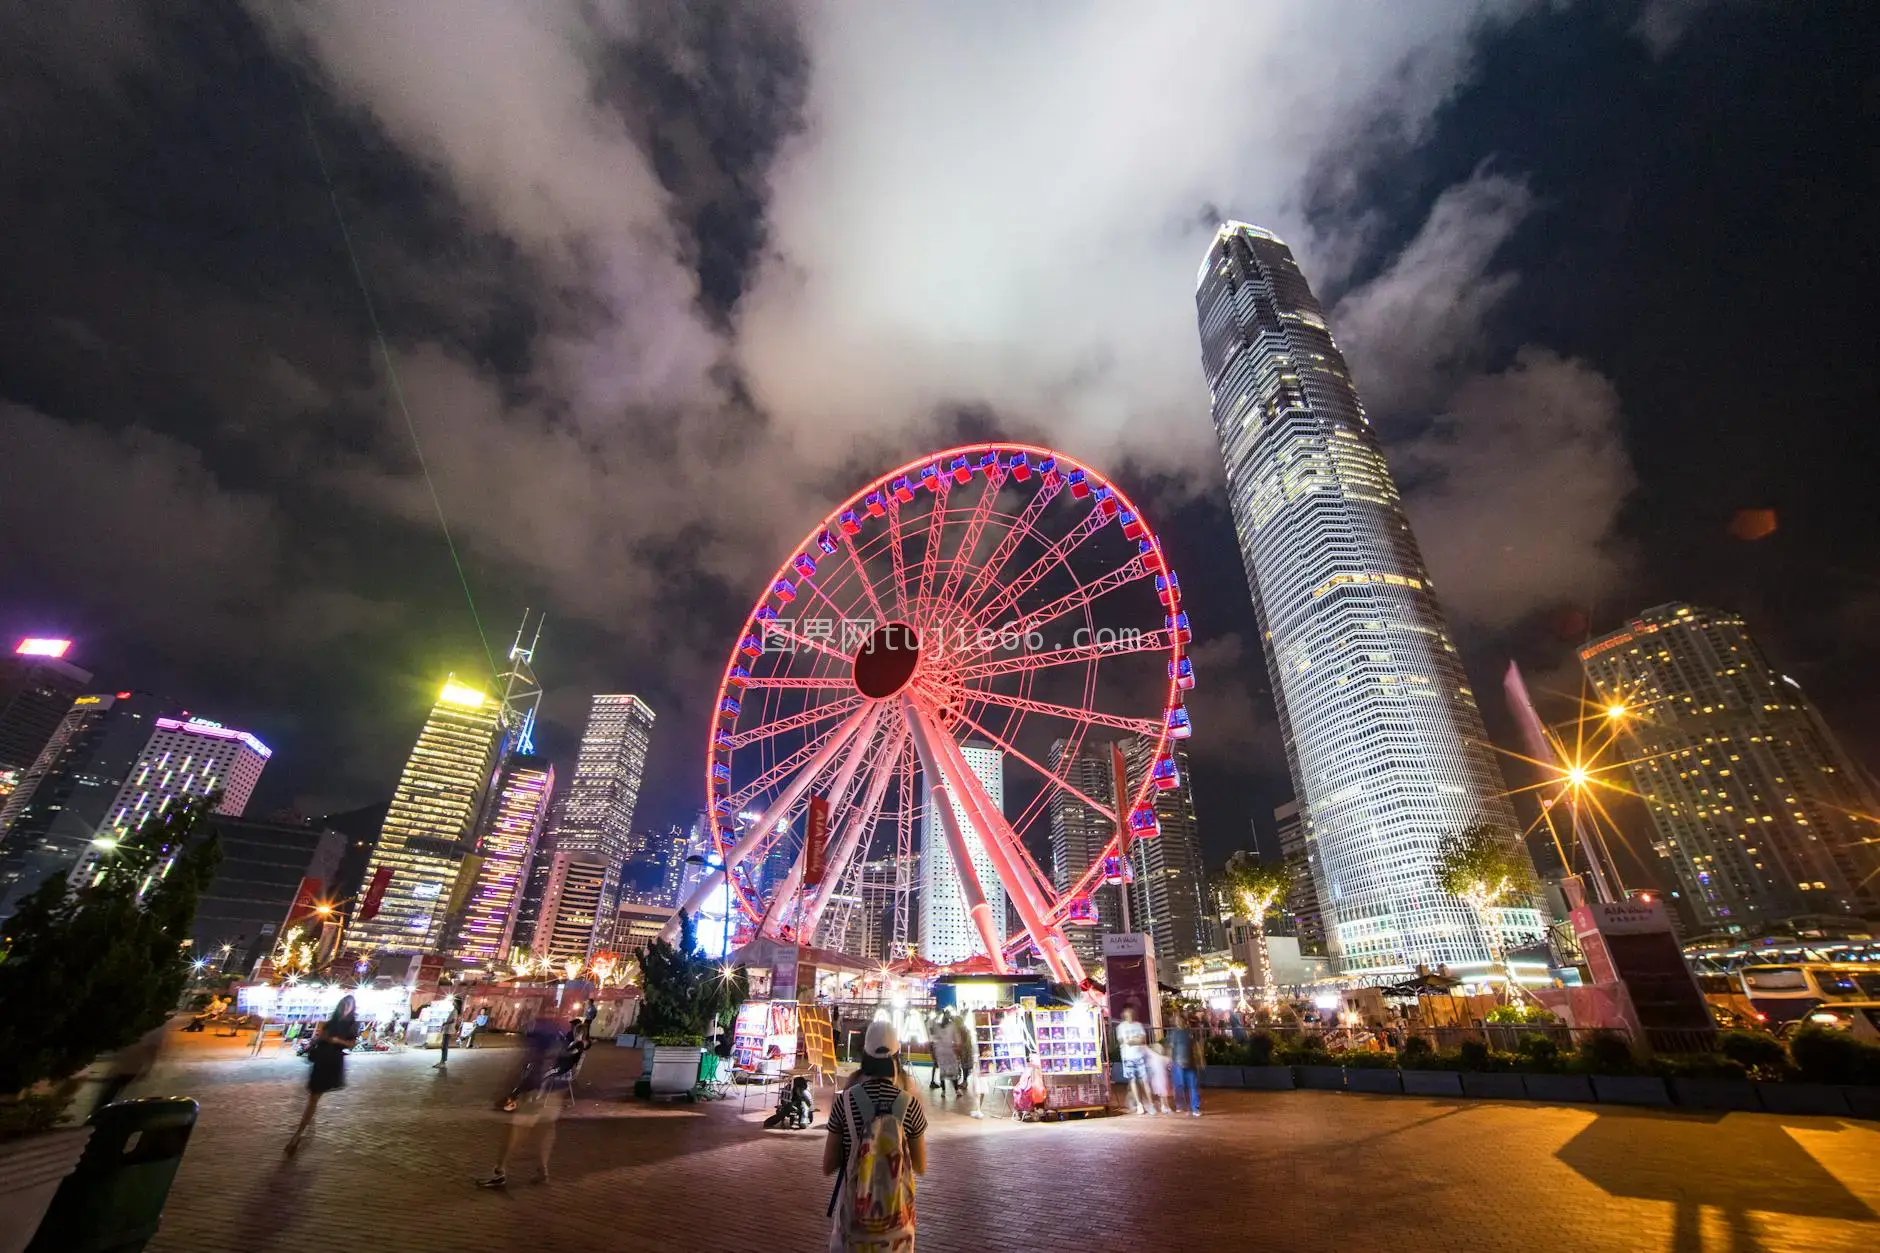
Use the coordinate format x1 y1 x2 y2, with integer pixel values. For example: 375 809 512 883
837 1086 916 1248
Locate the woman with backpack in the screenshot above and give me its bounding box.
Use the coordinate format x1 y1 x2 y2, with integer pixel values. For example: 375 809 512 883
824 1021 926 1251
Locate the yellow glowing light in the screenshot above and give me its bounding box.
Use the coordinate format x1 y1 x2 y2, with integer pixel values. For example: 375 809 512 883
1605 703 1627 720
438 680 487 708
1566 765 1589 787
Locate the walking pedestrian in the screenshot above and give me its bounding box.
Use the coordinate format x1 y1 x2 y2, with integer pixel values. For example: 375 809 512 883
824 1020 925 1251
478 1013 567 1188
1116 1007 1153 1114
285 995 358 1155
435 997 462 1069
1168 1011 1202 1117
929 1011 959 1099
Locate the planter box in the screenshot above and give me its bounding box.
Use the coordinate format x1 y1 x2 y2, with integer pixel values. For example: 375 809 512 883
1668 1077 1762 1113
1521 1074 1596 1105
1840 1086 1880 1121
1343 1069 1403 1095
1243 1066 1295 1091
1401 1070 1463 1098
0 1125 93 1253
1755 1082 1851 1117
1591 1075 1670 1107
648 1046 705 1097
1459 1072 1525 1101
1198 1066 1241 1089
1293 1065 1344 1091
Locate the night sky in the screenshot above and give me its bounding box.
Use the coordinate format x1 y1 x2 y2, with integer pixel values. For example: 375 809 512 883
3 2 1876 888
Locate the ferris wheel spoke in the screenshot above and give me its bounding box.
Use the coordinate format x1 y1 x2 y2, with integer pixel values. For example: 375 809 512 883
726 694 863 752
911 480 951 612
941 699 1121 824
885 500 911 618
802 720 907 941
948 686 1162 740
952 628 1174 682
672 703 874 939
759 704 884 937
838 532 890 625
970 505 1107 626
956 476 1062 610
936 470 1005 609
728 711 860 810
762 621 856 666
740 676 858 690
958 555 1148 664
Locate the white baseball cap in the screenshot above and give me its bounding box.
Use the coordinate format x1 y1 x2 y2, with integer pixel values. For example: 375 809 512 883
863 1019 900 1058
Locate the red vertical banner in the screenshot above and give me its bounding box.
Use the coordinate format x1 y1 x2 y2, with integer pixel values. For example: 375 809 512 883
802 793 830 888
283 876 322 929
358 866 393 921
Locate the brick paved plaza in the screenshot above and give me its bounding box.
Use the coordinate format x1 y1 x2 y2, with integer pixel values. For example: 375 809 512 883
131 1033 1879 1253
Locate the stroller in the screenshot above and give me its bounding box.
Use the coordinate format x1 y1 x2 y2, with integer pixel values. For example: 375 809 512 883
762 1075 815 1129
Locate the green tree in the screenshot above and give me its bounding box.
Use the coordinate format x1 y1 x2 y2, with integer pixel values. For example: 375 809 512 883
1435 823 1537 998
0 800 220 1095
635 912 747 1043
1219 852 1293 1009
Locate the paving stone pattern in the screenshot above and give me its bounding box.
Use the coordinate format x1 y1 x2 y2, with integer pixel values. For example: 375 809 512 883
132 1034 1880 1253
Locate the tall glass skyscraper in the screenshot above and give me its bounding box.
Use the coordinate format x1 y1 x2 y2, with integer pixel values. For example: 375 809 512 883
547 695 655 865
1581 603 1880 932
920 741 1005 965
1195 221 1539 976
350 677 504 954
446 754 554 967
1047 737 1119 968
1119 736 1213 968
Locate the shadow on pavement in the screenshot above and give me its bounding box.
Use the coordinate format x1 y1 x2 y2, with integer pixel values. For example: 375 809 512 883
1555 1107 1875 1253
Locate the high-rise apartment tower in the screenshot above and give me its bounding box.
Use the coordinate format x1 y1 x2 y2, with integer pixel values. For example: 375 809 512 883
1580 603 1880 932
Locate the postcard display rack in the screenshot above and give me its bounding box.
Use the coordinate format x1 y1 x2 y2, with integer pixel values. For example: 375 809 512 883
969 1004 1108 1116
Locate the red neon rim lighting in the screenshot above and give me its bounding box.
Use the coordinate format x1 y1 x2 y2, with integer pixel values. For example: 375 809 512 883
702 441 1188 941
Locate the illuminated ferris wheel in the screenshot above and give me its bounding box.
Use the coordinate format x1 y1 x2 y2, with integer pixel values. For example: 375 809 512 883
671 443 1194 984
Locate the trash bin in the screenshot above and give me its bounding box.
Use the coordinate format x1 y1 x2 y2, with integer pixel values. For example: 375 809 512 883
26 1097 198 1253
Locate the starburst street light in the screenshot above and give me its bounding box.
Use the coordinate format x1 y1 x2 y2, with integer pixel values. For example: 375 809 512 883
1605 703 1628 720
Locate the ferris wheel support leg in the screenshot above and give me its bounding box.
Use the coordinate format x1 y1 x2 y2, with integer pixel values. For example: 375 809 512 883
901 696 1010 975
758 704 884 939
801 721 908 941
912 701 1087 987
664 703 873 944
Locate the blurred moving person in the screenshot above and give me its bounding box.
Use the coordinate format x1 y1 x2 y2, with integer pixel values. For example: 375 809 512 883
479 1013 568 1188
285 995 358 1156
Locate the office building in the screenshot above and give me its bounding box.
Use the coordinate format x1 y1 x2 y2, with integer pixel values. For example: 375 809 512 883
1580 603 1880 932
1047 737 1120 967
1120 736 1212 968
677 812 712 903
548 695 655 865
920 740 1005 965
1195 221 1541 975
191 814 346 974
447 754 555 967
1272 799 1326 955
349 677 505 954
529 850 610 968
0 691 175 918
0 639 93 792
612 900 677 958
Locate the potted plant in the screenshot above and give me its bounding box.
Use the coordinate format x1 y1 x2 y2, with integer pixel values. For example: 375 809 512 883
633 913 746 1098
0 803 218 1253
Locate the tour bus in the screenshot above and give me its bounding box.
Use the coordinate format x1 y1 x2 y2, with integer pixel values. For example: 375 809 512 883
1736 962 1880 1024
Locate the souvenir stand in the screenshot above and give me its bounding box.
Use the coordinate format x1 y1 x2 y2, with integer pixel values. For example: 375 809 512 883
938 975 1109 1120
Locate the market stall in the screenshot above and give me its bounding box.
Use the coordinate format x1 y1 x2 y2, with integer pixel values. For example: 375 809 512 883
236 982 410 1049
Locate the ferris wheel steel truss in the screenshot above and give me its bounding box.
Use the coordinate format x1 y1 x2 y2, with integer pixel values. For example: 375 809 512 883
668 443 1196 986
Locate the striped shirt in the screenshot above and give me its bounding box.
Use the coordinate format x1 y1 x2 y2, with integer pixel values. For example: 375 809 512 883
829 1076 927 1165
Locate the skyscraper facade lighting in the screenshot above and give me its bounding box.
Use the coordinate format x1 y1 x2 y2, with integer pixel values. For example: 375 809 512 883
1120 736 1213 968
350 676 504 954
1581 603 1880 931
1047 736 1119 967
920 741 1005 965
0 642 93 783
448 754 555 966
549 695 655 866
1195 222 1539 976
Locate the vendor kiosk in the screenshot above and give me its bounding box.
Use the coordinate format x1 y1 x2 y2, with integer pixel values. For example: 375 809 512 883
962 997 1108 1119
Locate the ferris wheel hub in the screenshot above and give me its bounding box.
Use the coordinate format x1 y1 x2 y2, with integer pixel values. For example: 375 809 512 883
853 621 921 698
